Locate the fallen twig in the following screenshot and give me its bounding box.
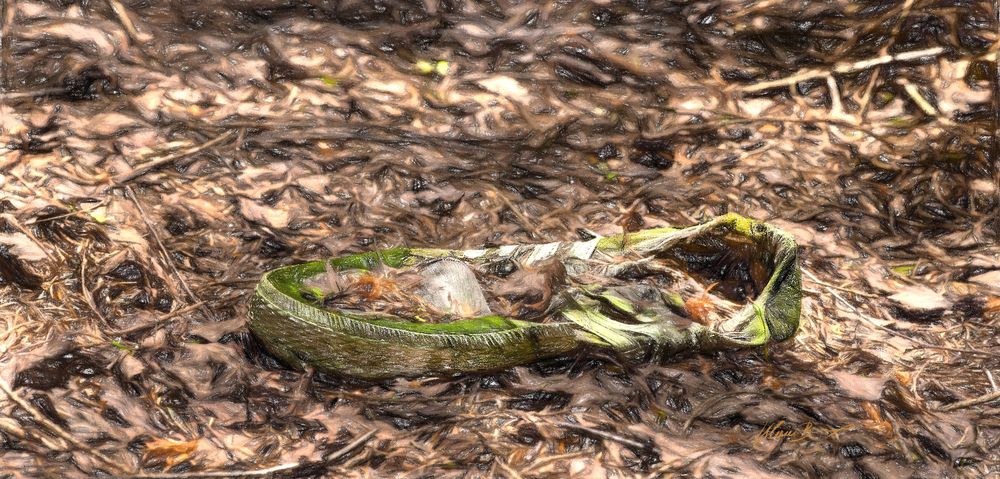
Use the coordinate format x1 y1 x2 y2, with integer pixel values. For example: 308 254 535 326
79 240 110 326
125 186 211 323
488 190 540 239
107 0 143 44
939 390 1000 412
117 130 236 184
559 423 650 451
734 46 944 93
0 378 128 475
802 270 878 298
124 429 376 478
323 427 377 462
523 451 587 473
495 457 525 479
124 462 299 479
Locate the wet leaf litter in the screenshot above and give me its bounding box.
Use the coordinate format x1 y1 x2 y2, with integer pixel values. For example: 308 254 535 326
0 0 998 478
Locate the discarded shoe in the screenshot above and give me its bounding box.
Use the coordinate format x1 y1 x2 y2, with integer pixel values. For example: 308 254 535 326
248 214 801 379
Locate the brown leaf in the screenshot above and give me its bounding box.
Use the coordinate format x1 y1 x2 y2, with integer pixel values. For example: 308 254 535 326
860 402 894 438
142 437 200 470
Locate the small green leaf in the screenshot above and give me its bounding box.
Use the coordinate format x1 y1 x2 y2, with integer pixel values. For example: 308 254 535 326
892 264 915 276
415 60 435 74
434 60 450 76
88 206 109 224
887 116 916 127
111 338 133 353
415 60 451 76
320 76 339 87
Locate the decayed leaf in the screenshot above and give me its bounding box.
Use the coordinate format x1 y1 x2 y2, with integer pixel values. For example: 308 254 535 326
239 198 289 229
477 76 528 99
888 285 951 321
142 437 200 470
81 112 143 137
968 270 1000 291
830 371 887 401
0 233 48 261
296 175 329 193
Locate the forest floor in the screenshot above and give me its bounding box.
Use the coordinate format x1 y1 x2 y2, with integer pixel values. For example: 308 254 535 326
1 0 999 477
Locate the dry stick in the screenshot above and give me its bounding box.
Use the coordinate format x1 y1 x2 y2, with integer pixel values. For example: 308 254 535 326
0 88 68 101
897 79 944 118
117 130 236 184
939 390 1000 412
735 46 944 93
559 423 650 451
124 462 299 479
124 429 376 479
801 274 878 298
106 0 142 44
495 457 525 479
323 428 377 462
79 240 110 326
0 378 129 475
111 299 210 336
801 268 997 358
124 186 211 322
24 200 108 225
856 0 914 118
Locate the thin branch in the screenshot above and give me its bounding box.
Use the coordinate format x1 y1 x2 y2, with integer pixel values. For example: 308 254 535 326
123 462 299 479
0 0 10 92
123 429 376 478
559 423 650 451
79 240 110 326
939 390 1000 412
495 457 525 479
735 46 944 93
124 186 210 322
106 0 143 44
802 272 878 298
898 79 941 117
323 428 377 462
117 130 236 184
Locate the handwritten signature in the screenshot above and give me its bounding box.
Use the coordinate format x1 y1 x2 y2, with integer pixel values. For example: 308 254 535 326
754 419 854 445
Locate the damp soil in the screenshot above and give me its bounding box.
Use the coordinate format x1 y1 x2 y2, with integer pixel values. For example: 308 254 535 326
1 0 999 477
